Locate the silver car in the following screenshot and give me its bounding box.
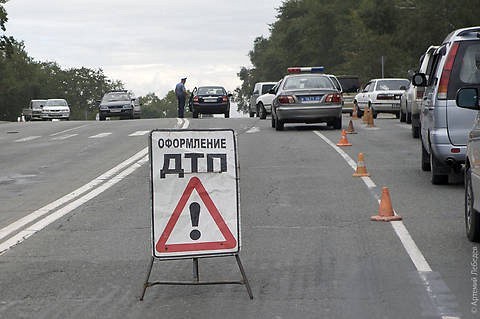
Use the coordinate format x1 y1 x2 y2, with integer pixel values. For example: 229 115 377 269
413 26 480 184
271 68 343 131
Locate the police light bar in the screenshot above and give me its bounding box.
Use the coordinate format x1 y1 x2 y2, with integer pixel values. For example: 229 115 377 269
287 66 325 74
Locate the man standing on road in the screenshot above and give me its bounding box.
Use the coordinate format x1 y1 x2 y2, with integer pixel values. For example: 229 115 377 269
175 77 188 118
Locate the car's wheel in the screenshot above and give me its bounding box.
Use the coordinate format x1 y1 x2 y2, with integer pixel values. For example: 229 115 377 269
430 151 449 185
412 125 420 138
421 141 430 171
400 108 406 122
354 102 363 118
258 103 267 119
249 111 254 117
99 115 106 121
275 118 284 131
406 111 412 124
224 111 230 118
192 111 199 118
333 116 342 130
271 114 276 128
466 165 480 242
395 112 400 119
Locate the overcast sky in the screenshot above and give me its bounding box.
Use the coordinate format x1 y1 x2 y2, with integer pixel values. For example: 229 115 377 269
4 0 284 98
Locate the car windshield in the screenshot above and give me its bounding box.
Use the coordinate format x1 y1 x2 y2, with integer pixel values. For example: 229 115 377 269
261 84 275 94
375 79 409 91
46 99 67 106
197 87 226 95
283 75 335 90
102 92 130 102
31 101 46 108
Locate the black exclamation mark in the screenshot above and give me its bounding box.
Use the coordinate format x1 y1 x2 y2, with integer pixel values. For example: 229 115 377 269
189 202 201 240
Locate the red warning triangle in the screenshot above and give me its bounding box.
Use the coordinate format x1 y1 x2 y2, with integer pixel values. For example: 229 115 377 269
156 177 237 253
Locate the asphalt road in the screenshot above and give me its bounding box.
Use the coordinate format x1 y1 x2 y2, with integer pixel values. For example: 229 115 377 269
0 115 477 318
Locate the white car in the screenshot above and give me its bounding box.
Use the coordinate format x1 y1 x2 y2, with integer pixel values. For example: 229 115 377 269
354 78 409 118
41 99 70 120
249 82 277 118
255 81 280 119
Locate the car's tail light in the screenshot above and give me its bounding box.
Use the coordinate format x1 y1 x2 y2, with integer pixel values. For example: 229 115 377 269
416 88 424 99
324 93 342 103
377 93 394 100
278 95 295 104
222 96 228 102
193 96 199 103
437 42 459 100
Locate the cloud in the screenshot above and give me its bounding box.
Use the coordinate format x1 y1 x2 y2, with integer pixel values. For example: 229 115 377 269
4 0 283 98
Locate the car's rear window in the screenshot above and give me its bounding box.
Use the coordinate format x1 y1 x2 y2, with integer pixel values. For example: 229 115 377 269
261 84 275 94
448 40 480 99
375 79 409 91
283 75 334 90
338 77 360 93
198 87 226 95
46 99 67 106
103 92 129 102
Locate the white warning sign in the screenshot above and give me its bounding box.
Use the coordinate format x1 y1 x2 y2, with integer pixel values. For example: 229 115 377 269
149 129 240 259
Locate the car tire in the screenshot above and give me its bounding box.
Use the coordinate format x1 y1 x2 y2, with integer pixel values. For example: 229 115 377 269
225 111 230 118
193 111 199 118
400 108 406 122
99 115 106 121
412 125 420 138
275 118 284 131
333 117 342 130
406 111 412 124
466 165 480 242
258 103 267 119
271 114 276 128
249 111 254 117
395 112 400 119
354 102 363 118
430 152 449 185
421 141 431 171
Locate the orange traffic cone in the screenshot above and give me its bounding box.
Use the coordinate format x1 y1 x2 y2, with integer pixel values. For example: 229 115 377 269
346 119 357 134
362 108 370 124
353 153 370 177
336 129 352 146
367 110 375 128
371 187 402 222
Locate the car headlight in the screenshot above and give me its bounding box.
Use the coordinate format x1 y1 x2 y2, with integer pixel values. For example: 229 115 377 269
100 105 108 110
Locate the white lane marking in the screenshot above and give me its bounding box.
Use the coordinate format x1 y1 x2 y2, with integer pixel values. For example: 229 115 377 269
129 130 150 136
313 130 432 272
181 119 190 129
246 127 260 134
0 156 149 254
0 148 148 242
15 136 41 142
396 123 411 129
49 124 89 137
51 134 78 141
88 132 112 139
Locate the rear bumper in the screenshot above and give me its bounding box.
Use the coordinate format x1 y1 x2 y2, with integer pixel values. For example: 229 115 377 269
276 105 342 122
371 102 400 112
193 103 229 114
100 109 133 117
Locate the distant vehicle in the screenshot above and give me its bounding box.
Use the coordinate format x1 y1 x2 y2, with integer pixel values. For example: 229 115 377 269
413 26 480 184
249 82 277 118
41 99 70 120
23 99 47 121
255 81 281 119
401 45 438 138
98 90 141 121
271 67 343 131
337 76 360 115
455 88 480 241
190 86 232 118
354 78 409 118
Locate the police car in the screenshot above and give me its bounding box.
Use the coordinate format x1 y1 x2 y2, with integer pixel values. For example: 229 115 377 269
271 67 343 131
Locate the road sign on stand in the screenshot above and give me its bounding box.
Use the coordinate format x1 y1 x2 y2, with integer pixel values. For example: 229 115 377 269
141 129 252 300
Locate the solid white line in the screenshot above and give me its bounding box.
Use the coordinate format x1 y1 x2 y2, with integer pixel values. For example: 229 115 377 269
0 156 149 254
51 133 78 141
89 132 112 139
313 130 433 273
129 131 150 136
0 147 148 242
49 124 89 136
15 136 41 142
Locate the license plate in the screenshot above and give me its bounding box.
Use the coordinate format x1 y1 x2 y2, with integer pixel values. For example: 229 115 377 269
110 109 121 113
300 96 321 103
204 98 217 103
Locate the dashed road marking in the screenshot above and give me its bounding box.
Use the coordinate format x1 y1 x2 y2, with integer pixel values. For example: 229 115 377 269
246 127 260 134
15 136 41 142
88 132 112 139
129 130 150 136
51 134 78 141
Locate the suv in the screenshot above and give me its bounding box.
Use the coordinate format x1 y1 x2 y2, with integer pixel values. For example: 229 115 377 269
249 82 277 118
413 26 480 184
337 76 360 115
23 99 47 121
98 90 141 121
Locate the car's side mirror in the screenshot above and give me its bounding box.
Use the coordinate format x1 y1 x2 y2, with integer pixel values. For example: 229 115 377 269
456 88 479 110
412 73 427 87
227 93 233 98
268 89 275 94
399 86 407 90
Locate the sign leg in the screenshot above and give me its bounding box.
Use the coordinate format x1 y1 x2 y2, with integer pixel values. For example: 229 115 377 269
235 254 253 300
140 256 155 301
193 258 199 282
